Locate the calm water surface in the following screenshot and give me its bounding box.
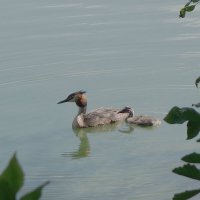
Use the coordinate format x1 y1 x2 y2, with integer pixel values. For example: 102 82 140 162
0 0 200 199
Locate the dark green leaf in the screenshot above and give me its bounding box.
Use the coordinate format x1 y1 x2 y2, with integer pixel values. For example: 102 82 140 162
173 164 200 180
181 108 200 122
192 0 200 3
185 2 191 7
164 106 187 124
173 189 200 200
164 106 200 124
187 121 200 139
0 178 15 200
195 76 200 88
182 153 200 163
20 181 50 200
180 8 186 18
185 5 196 12
0 153 24 195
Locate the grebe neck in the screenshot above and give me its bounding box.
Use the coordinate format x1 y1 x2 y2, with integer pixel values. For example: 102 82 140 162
78 106 87 115
76 95 87 115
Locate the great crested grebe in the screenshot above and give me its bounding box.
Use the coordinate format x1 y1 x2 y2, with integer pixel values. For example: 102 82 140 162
57 90 134 128
118 106 161 127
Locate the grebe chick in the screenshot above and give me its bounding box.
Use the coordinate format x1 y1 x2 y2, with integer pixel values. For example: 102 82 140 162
126 116 161 126
118 108 161 127
57 90 134 128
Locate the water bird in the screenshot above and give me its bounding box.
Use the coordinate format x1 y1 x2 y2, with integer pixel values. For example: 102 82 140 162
118 107 161 127
57 90 134 128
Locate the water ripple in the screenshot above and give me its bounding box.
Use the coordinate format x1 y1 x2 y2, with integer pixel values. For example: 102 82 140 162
45 3 83 9
0 68 133 88
169 33 200 41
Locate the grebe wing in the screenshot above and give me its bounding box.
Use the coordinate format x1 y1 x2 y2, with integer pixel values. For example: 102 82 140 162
86 108 120 116
83 107 128 127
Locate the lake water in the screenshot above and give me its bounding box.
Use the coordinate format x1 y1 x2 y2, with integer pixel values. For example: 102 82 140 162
1 0 200 199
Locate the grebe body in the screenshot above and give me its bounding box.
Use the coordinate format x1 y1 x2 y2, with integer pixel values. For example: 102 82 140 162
118 107 161 127
58 91 133 128
126 116 161 126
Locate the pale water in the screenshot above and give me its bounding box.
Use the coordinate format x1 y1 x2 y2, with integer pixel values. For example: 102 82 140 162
0 0 200 200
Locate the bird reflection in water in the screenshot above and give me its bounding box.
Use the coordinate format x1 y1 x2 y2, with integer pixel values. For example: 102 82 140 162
62 130 91 159
62 122 134 159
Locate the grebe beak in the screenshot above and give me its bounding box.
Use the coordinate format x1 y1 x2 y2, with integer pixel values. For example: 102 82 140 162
57 98 69 104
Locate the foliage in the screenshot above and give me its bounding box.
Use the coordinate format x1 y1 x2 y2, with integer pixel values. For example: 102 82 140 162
164 76 200 199
164 106 200 140
173 164 200 180
173 189 200 200
180 0 200 18
195 76 200 88
0 153 49 200
182 152 200 163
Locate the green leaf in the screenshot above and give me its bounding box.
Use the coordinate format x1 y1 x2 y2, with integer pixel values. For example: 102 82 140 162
182 153 200 163
0 153 24 195
164 106 186 124
173 189 200 200
0 178 15 200
164 106 200 124
20 181 50 200
180 8 186 18
195 76 200 88
164 107 200 139
181 108 200 122
173 164 200 180
185 2 191 7
187 121 200 139
185 5 196 12
192 0 200 3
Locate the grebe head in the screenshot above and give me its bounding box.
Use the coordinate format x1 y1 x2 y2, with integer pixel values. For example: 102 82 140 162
118 106 134 117
57 90 87 107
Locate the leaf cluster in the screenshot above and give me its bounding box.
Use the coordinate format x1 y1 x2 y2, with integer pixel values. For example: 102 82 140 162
0 153 49 200
180 0 200 18
164 76 200 199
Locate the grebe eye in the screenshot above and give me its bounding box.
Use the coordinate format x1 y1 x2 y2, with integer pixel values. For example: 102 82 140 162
69 95 75 100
